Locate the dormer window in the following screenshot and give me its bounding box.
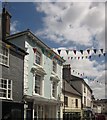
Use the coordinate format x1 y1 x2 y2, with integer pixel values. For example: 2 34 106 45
35 51 41 65
53 61 57 73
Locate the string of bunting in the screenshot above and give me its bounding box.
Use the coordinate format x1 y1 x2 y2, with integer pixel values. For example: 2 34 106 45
57 49 106 60
71 69 105 84
33 47 63 65
57 48 105 55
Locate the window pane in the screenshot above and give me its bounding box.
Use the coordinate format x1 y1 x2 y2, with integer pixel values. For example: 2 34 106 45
0 79 12 99
53 61 57 73
0 46 9 66
52 82 56 98
35 75 41 94
35 51 41 65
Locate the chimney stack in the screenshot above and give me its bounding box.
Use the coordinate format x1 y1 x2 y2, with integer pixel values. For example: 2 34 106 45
63 64 71 81
2 7 11 41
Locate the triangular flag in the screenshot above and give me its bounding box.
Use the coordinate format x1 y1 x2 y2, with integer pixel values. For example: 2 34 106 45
100 49 103 54
57 50 61 55
103 53 106 56
87 49 90 54
33 48 37 53
71 57 73 59
80 50 83 54
99 54 101 57
66 50 69 55
82 56 84 59
89 56 91 59
73 50 76 55
93 49 97 54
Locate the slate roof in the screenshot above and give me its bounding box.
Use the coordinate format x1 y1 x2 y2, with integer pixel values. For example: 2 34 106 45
62 79 82 97
70 75 92 93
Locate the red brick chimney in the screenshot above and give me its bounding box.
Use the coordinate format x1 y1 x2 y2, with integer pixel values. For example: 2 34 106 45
63 64 71 81
2 7 11 41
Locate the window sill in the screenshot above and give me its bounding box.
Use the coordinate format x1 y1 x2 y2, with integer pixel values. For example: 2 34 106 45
32 63 47 75
33 63 43 68
0 63 9 68
33 92 43 97
0 97 12 100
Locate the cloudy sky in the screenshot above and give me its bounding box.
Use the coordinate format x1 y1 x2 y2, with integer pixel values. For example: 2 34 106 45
2 1 106 99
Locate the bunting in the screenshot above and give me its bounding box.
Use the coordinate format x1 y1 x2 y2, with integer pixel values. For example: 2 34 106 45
66 50 69 55
57 49 61 55
56 48 105 56
73 50 76 55
33 48 37 53
87 49 90 54
80 50 83 54
100 49 103 54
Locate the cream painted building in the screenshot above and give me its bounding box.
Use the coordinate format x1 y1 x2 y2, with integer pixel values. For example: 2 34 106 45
62 64 93 119
60 65 82 119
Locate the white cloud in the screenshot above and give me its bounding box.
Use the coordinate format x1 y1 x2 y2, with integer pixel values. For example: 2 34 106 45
89 70 106 99
10 21 19 34
35 2 106 99
35 2 105 48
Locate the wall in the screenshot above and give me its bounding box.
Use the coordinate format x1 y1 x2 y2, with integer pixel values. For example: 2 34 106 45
2 48 24 102
9 34 63 99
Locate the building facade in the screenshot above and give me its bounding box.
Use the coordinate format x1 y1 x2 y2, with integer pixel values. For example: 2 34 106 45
93 99 107 115
0 40 26 120
7 30 64 119
63 64 93 119
0 8 27 120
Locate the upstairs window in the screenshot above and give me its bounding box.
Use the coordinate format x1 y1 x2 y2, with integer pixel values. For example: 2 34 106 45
84 96 86 105
35 51 41 65
0 78 12 99
75 99 78 108
35 74 42 95
0 46 9 66
52 81 57 98
64 96 68 107
84 85 86 93
52 61 57 73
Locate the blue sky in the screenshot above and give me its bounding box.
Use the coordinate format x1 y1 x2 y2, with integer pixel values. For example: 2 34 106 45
2 2 106 99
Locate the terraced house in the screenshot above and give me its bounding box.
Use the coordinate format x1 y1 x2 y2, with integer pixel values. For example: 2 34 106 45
7 29 65 119
0 8 27 120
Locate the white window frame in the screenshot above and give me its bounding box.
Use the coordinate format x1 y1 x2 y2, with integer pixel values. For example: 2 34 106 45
35 50 42 66
52 60 57 73
34 74 42 95
0 45 9 66
0 78 12 99
52 81 57 98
